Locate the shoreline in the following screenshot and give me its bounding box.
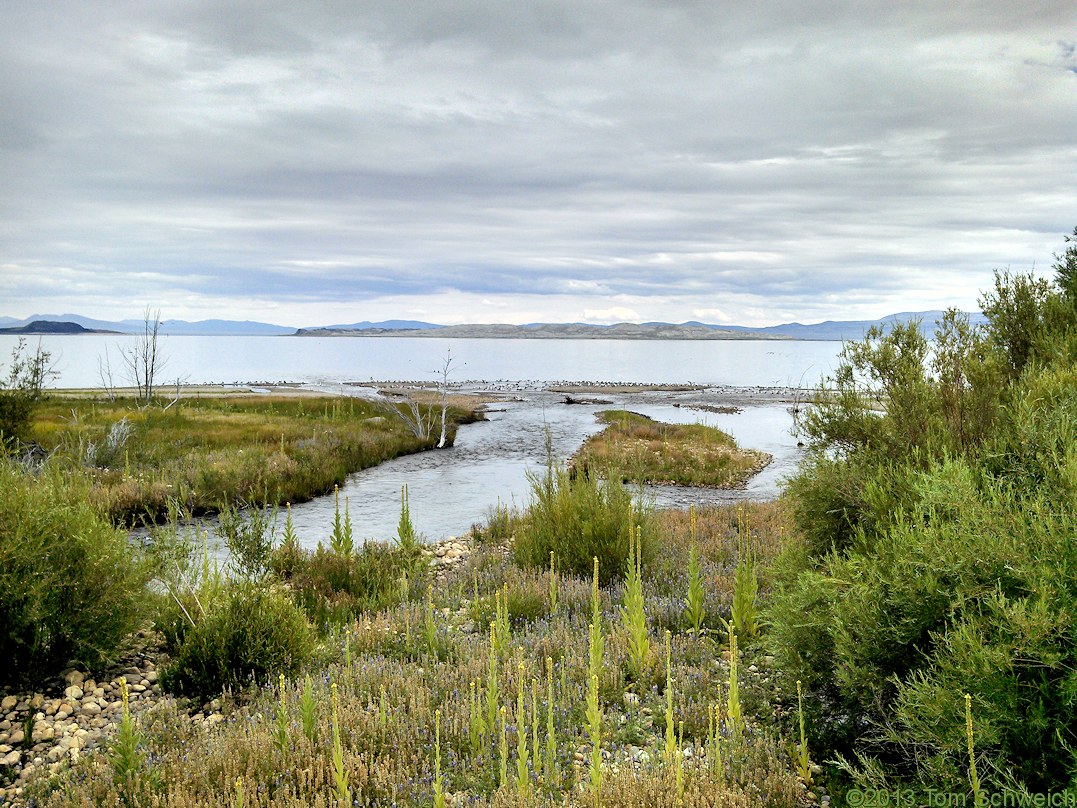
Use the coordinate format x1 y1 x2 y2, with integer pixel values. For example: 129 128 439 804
48 381 813 406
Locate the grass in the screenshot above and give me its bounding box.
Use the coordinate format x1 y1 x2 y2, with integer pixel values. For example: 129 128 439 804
27 393 481 524
22 500 808 806
574 410 771 488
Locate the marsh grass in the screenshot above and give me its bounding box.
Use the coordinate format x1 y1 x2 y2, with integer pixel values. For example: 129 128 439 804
30 394 477 524
575 410 771 488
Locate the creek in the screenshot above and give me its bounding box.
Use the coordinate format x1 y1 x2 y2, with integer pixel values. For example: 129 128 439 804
284 386 804 548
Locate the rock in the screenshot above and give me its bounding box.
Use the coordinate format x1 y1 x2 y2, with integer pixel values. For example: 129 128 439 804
0 696 17 711
64 685 84 701
63 671 85 687
82 702 102 716
2 749 22 766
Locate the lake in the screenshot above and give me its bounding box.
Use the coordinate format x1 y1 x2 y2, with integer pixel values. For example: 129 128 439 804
2 334 844 545
0 334 841 389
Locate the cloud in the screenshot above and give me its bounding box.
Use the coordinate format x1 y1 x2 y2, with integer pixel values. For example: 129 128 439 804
583 306 642 324
1 1 1075 326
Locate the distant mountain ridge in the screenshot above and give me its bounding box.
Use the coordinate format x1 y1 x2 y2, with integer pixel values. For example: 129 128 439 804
0 311 987 341
297 311 986 341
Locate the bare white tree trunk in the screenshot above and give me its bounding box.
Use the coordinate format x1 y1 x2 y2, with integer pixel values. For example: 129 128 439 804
121 307 166 406
436 348 457 449
97 344 118 402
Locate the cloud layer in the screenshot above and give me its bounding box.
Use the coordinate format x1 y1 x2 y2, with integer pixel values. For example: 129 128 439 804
2 1 1075 326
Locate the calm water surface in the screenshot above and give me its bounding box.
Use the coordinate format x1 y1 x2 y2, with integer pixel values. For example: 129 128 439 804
1 334 840 389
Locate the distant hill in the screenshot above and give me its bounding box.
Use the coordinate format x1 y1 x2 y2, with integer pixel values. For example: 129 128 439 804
714 311 989 341
0 320 118 335
296 311 986 341
152 319 294 336
0 314 294 336
0 311 988 341
311 319 441 331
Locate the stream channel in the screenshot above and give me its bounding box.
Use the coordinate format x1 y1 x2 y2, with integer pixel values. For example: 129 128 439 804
150 385 806 558
282 385 805 549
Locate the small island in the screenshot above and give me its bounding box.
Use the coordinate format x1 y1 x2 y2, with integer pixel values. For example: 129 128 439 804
573 409 771 488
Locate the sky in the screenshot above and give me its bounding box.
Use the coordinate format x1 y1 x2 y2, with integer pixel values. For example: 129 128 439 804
2 2 1076 328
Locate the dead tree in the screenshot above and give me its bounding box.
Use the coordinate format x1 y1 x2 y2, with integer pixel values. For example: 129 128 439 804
121 307 166 406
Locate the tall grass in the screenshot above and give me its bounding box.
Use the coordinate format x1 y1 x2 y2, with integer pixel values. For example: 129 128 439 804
29 394 476 524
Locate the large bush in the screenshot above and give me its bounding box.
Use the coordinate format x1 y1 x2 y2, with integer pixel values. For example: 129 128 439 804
159 580 315 701
513 461 653 583
0 459 150 686
770 231 1077 791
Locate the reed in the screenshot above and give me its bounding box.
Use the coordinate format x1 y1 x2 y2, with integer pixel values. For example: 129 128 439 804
684 507 705 636
966 693 981 799
545 656 558 788
273 674 289 758
791 680 812 784
621 526 650 681
299 674 318 743
515 662 531 797
330 683 351 805
433 708 446 808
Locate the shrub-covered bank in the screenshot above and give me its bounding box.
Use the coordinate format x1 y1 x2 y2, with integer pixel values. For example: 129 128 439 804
769 228 1077 793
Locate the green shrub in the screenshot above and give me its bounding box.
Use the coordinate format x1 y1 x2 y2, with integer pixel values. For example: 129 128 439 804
217 500 277 580
513 462 653 583
770 233 1077 790
270 540 425 629
468 568 552 630
0 338 53 449
160 581 315 700
470 499 519 545
0 459 150 686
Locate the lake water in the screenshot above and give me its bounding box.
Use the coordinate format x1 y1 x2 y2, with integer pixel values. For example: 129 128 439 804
2 334 843 546
0 334 840 389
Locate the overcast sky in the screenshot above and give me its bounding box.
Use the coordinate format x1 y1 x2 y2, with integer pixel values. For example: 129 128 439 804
2 1 1075 327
